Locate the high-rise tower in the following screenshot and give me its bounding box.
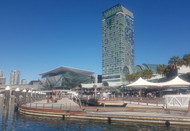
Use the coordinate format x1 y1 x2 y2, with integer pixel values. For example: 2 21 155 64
21 79 27 85
0 70 6 85
10 70 20 85
102 4 134 82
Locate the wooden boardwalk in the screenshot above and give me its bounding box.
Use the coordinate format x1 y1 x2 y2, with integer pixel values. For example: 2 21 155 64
18 97 190 126
24 98 82 111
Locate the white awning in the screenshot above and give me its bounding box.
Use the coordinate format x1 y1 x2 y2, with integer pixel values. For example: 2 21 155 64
126 76 190 88
160 76 190 87
126 77 161 88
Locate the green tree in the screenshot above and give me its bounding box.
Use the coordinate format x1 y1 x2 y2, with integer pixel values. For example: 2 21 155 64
168 56 181 69
126 70 153 82
126 73 137 82
169 56 181 65
164 66 171 75
178 59 185 66
126 74 134 82
182 54 190 66
141 69 153 79
156 64 168 77
135 71 141 79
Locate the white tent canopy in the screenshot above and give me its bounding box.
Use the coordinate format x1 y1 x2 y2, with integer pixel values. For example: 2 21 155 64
126 76 190 88
126 77 161 88
160 76 190 87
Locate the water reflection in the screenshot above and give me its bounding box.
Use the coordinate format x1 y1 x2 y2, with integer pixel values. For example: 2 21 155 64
0 97 190 131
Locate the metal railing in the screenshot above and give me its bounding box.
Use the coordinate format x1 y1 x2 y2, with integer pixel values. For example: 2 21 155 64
164 94 190 108
24 103 76 111
78 94 166 107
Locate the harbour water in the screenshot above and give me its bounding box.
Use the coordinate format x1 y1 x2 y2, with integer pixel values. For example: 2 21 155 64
0 97 190 131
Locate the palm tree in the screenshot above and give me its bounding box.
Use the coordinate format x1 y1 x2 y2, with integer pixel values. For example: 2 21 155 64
135 71 141 79
182 54 190 66
178 59 185 67
126 69 153 82
168 56 181 69
164 66 171 77
128 71 142 82
141 69 153 79
156 64 168 77
126 73 136 82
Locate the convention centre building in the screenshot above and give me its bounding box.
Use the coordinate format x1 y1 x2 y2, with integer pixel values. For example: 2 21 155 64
39 66 94 89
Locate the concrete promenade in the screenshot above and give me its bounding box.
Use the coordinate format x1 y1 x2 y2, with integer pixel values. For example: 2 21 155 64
19 98 190 126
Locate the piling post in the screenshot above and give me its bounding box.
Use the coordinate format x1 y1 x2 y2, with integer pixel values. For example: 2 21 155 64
15 88 20 109
188 101 190 112
28 90 31 103
79 99 82 109
108 117 111 124
4 86 10 106
24 89 27 104
47 95 49 103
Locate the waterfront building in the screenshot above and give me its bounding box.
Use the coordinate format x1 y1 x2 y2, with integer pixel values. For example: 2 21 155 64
21 79 27 85
39 66 94 89
102 4 134 83
10 70 20 85
0 70 6 85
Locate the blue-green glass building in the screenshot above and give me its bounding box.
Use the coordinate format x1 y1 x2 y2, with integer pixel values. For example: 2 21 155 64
135 64 159 74
102 4 134 82
39 66 94 89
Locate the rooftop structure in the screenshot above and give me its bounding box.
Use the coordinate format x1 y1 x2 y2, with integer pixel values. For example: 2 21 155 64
40 66 94 77
39 66 94 89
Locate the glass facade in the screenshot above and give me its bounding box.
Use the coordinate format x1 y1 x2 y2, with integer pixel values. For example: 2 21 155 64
102 4 134 82
134 64 159 74
40 66 94 89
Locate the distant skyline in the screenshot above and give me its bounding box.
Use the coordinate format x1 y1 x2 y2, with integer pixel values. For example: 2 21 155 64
0 0 190 84
10 70 20 85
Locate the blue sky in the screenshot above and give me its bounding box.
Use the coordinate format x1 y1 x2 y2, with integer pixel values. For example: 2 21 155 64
0 0 190 84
